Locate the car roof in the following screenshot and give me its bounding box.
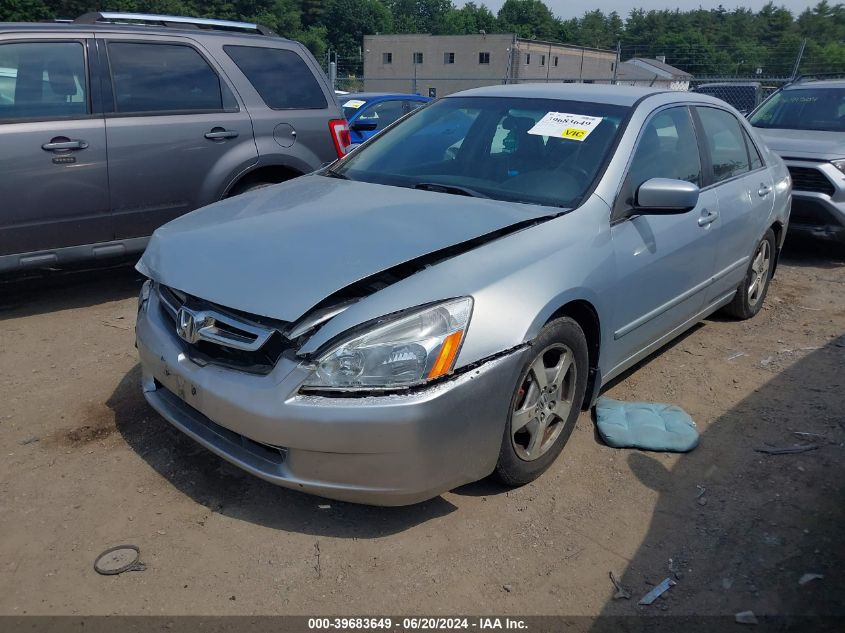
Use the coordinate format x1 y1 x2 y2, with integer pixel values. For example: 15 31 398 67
0 21 277 41
449 83 677 106
785 79 845 90
341 92 430 101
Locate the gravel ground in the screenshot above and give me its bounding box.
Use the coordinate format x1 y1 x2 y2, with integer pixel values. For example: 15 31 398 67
0 237 843 617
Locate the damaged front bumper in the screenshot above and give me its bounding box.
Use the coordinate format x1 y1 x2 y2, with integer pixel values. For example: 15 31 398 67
136 288 527 505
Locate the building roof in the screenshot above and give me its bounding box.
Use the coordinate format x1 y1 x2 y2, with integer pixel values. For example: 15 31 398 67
615 61 663 82
628 58 692 79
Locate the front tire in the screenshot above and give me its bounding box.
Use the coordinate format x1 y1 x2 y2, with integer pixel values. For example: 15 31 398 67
493 317 589 487
722 228 776 320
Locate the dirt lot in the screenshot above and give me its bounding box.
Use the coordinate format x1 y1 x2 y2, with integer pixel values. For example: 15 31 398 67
0 238 843 618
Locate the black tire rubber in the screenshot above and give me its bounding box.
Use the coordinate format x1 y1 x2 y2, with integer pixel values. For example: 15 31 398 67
493 317 589 487
722 228 776 320
229 181 274 197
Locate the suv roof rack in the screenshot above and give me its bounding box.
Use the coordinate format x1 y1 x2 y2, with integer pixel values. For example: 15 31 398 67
74 12 279 37
789 72 845 85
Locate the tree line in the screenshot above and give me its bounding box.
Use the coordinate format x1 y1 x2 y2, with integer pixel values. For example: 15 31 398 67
3 0 844 77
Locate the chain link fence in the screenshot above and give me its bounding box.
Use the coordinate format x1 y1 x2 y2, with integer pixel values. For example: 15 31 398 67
324 41 841 114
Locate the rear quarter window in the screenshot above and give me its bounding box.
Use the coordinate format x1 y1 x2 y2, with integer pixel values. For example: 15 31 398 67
225 45 327 110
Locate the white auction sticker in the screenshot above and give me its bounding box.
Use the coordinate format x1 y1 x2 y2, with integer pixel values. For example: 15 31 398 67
342 99 366 109
528 112 604 141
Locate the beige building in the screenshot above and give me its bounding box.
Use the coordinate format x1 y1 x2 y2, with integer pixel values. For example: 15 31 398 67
363 34 617 97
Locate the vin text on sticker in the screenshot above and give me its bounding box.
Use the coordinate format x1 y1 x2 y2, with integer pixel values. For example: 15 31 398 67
527 112 604 141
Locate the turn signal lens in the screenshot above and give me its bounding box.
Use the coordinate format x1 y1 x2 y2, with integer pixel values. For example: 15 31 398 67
428 330 464 379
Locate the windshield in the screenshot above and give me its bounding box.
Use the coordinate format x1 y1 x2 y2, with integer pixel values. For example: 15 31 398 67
330 96 629 208
750 87 845 132
342 97 370 120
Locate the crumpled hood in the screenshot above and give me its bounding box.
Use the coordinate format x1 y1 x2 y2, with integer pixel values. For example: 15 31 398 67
138 175 552 322
755 128 845 161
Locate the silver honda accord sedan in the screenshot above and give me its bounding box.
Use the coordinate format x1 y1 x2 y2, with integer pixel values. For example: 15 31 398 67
135 84 791 505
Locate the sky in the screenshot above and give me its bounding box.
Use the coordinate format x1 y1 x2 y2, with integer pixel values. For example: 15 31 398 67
482 0 818 19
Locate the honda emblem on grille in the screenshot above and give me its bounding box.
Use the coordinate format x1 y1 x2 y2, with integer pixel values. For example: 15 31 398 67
176 307 203 344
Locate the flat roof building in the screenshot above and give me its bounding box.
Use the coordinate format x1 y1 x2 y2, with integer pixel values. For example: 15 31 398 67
363 34 617 97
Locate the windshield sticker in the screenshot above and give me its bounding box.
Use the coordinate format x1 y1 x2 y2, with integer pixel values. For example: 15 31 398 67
528 112 604 141
343 99 366 109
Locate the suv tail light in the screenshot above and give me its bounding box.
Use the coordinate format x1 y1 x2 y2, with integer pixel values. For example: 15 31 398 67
328 119 351 158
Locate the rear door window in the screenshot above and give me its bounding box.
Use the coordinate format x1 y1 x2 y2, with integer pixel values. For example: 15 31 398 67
107 42 224 114
358 99 406 132
0 41 88 121
225 45 327 110
696 106 751 183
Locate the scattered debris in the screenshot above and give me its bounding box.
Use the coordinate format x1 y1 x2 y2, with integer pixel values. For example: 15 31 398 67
609 571 631 600
317 504 331 510
17 436 38 445
101 320 130 331
799 573 824 586
755 444 819 455
735 610 758 625
313 541 322 579
698 496 707 506
502 584 513 593
93 545 146 575
695 485 706 498
726 351 746 361
792 431 829 442
638 577 675 605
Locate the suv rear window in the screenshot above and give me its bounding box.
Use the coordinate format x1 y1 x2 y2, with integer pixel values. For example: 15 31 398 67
108 42 224 114
750 87 845 132
225 45 326 110
0 41 88 121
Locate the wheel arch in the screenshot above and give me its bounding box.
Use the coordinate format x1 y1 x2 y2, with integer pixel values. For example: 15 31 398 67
224 163 305 198
769 220 784 278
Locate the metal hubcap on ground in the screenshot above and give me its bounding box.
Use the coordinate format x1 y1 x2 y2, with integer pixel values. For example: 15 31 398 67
511 343 577 461
748 240 771 305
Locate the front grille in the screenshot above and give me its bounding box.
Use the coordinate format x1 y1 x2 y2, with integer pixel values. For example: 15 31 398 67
157 284 290 375
787 166 835 196
791 198 844 227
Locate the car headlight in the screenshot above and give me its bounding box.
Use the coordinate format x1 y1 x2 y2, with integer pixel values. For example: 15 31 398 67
832 159 845 175
302 297 473 391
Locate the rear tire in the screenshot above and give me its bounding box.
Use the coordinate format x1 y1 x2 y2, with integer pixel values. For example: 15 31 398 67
493 317 589 487
722 228 776 320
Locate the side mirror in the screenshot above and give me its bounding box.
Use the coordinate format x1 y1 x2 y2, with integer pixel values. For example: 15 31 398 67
350 120 378 132
635 178 699 214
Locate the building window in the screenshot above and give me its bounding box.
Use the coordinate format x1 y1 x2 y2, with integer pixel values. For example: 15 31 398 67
444 52 455 64
479 52 490 64
554 56 559 67
526 53 530 65
383 52 392 64
540 55 546 66
413 52 423 64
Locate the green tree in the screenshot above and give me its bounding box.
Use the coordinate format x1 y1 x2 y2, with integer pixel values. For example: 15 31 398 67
496 0 557 39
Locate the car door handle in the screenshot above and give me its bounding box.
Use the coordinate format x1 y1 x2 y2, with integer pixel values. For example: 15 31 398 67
42 139 88 151
758 184 773 197
204 128 239 140
698 209 719 227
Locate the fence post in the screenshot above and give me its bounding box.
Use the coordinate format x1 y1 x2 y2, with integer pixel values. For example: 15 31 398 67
612 41 620 85
329 61 336 91
790 38 807 80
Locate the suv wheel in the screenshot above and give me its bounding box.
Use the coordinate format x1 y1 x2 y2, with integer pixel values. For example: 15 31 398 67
494 317 589 486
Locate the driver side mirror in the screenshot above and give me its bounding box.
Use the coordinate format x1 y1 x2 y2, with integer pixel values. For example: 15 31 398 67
635 178 699 214
350 120 378 132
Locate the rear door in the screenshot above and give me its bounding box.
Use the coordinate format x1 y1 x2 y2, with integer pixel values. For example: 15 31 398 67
694 106 773 302
99 35 257 240
0 35 110 260
609 106 719 368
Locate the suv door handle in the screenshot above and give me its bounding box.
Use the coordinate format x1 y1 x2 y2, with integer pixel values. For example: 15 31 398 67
42 138 88 151
758 184 773 197
698 209 719 227
204 128 239 140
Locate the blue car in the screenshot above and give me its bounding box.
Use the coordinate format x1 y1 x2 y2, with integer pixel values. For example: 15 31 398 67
341 93 431 144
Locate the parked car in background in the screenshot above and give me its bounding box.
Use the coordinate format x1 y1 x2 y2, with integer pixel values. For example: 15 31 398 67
340 92 430 144
0 12 349 274
750 78 845 243
136 84 790 505
694 82 763 115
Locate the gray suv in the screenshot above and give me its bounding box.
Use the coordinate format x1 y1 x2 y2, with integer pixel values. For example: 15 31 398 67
750 78 845 243
0 12 349 273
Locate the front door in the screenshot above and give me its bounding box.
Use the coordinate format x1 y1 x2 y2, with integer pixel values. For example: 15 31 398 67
609 106 719 370
100 37 257 240
350 99 408 143
0 37 110 259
